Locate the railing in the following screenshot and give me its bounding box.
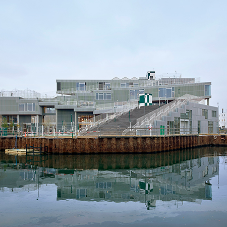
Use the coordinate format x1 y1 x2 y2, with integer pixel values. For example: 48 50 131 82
0 126 218 138
78 100 139 136
123 95 205 135
95 100 138 111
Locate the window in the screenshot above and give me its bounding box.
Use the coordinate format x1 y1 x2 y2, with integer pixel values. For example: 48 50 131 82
19 104 25 111
57 82 61 91
174 117 180 134
208 121 213 133
96 182 112 189
96 93 111 100
99 93 104 100
198 121 201 134
76 82 86 91
202 109 208 119
205 85 211 96
98 82 111 90
44 108 56 113
128 82 133 87
27 103 33 111
104 93 111 100
99 82 104 90
212 110 217 117
159 88 165 97
129 89 145 100
139 89 144 95
120 82 133 88
76 189 87 199
172 87 175 97
105 83 111 90
166 88 172 98
19 103 35 112
159 88 172 98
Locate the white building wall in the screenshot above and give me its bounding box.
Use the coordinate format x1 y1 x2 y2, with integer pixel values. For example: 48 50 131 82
219 110 227 128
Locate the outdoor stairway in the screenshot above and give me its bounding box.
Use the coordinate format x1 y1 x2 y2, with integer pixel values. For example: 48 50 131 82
89 105 162 135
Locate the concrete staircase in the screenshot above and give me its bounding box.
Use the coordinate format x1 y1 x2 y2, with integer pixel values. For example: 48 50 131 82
89 105 162 135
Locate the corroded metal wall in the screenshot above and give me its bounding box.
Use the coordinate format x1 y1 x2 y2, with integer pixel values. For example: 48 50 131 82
0 135 226 154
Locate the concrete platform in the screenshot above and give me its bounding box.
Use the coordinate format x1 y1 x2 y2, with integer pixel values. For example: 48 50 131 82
5 148 38 155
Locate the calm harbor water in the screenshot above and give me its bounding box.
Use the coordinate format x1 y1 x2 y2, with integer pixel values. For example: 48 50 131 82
1 147 227 227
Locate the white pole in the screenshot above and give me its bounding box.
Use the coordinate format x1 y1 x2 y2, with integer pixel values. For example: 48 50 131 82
36 115 39 136
42 125 43 137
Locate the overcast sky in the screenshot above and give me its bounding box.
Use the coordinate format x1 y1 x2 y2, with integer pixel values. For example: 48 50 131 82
0 0 226 110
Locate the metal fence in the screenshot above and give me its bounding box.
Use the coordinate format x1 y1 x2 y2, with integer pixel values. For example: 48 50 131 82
0 126 217 138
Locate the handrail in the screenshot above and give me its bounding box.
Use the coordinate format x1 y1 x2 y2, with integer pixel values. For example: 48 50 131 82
123 95 205 135
78 101 138 136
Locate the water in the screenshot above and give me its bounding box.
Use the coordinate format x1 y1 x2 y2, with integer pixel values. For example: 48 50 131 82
1 147 227 227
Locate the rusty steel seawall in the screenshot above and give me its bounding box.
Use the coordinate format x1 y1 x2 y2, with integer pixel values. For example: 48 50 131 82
0 135 227 154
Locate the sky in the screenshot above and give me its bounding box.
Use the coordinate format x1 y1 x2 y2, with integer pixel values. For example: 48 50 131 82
0 0 226 110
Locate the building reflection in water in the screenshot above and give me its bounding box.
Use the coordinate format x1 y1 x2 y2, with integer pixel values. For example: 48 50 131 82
0 148 219 210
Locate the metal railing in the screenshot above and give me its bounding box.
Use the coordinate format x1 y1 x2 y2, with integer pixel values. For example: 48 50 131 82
123 95 205 135
78 100 139 136
0 126 218 138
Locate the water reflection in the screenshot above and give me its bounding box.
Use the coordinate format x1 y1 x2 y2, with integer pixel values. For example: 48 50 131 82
0 147 223 211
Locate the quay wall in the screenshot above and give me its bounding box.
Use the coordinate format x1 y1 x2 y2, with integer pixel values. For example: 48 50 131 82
0 135 227 154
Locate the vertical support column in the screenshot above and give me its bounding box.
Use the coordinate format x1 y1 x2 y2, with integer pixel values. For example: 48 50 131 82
36 115 39 136
75 111 77 135
17 114 19 134
56 109 58 132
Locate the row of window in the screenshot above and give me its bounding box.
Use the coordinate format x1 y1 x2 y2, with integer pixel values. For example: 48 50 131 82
58 82 139 91
202 109 217 119
159 88 174 98
19 103 36 112
96 90 145 101
120 82 138 88
130 89 144 99
96 93 111 100
57 82 87 91
57 82 211 99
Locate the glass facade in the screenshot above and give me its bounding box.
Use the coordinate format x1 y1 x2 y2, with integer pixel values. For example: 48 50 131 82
205 85 211 96
159 88 172 98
